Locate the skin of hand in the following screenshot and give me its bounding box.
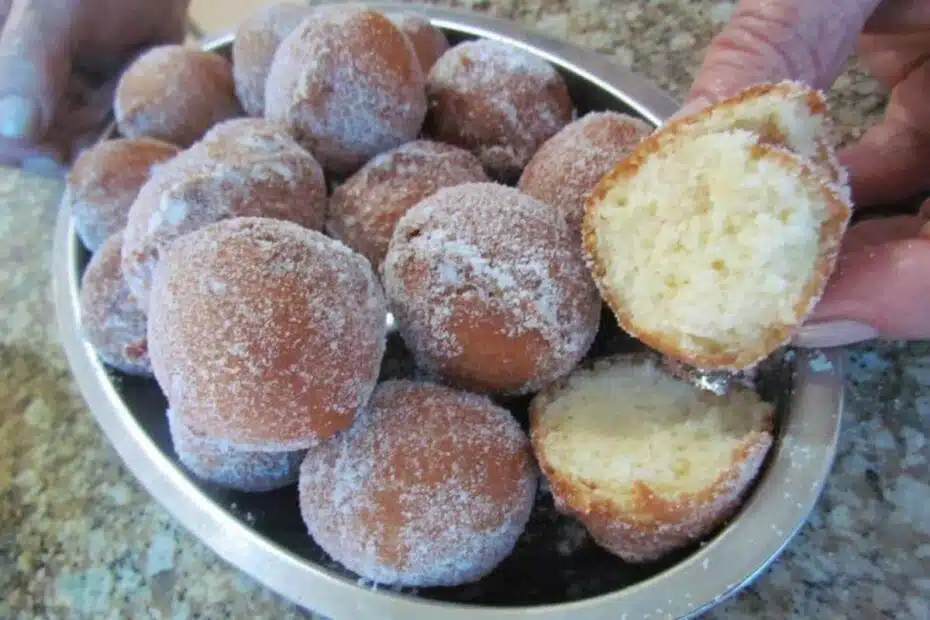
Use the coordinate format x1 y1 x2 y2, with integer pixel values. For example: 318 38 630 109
0 0 190 175
681 0 930 348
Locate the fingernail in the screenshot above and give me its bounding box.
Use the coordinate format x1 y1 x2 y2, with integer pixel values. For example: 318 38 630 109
22 155 62 178
667 96 712 122
793 320 879 348
0 95 40 140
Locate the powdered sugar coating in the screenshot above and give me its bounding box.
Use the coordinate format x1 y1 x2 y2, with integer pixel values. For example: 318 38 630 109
382 182 601 396
298 380 537 587
167 407 305 492
79 233 152 376
426 39 573 181
115 45 243 148
233 2 312 117
67 138 180 252
264 6 427 178
121 118 327 312
386 12 450 74
518 111 652 247
326 140 487 267
148 217 387 451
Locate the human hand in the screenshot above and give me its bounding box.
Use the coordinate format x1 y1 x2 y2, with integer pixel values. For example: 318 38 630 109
0 0 190 176
682 0 930 347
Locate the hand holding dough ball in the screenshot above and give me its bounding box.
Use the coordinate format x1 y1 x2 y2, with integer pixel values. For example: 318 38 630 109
233 2 312 117
167 407 305 493
326 140 488 268
387 12 450 74
530 354 774 563
115 45 243 148
148 217 387 451
298 380 537 587
264 6 427 178
426 39 573 181
518 112 652 247
80 233 151 376
583 83 851 371
121 118 327 312
66 138 179 252
383 182 601 396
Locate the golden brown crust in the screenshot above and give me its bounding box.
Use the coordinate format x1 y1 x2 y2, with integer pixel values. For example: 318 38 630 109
115 45 243 148
425 39 574 182
387 12 450 74
264 6 427 178
581 94 852 372
66 138 180 252
528 353 774 563
232 2 312 117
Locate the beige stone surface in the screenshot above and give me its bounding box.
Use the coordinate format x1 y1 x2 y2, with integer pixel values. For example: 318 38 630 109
2 1 928 619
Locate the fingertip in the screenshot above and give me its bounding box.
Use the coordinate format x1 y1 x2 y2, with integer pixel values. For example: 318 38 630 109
22 153 64 178
0 94 41 140
667 96 713 122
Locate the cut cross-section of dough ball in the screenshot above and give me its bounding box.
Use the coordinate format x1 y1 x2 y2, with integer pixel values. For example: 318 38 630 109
583 128 851 371
665 80 847 192
529 353 775 563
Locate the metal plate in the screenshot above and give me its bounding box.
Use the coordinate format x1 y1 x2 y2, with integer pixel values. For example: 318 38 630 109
53 5 844 619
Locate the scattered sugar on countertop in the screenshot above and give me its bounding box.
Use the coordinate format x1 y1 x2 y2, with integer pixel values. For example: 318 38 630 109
298 380 537 587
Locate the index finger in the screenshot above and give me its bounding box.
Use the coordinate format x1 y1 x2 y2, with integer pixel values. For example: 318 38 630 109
684 0 882 109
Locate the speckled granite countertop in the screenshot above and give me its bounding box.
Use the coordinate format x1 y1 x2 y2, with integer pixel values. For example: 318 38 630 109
2 0 929 618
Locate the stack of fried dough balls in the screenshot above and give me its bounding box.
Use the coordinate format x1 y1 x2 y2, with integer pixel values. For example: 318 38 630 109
74 0 843 592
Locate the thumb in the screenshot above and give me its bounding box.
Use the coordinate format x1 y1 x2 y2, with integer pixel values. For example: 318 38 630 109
682 0 882 112
0 0 72 142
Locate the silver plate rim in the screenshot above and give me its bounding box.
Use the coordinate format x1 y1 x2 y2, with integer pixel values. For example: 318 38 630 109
52 5 845 619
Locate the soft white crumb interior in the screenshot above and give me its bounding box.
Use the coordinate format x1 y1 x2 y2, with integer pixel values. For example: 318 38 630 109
696 91 824 161
594 130 828 356
539 358 772 502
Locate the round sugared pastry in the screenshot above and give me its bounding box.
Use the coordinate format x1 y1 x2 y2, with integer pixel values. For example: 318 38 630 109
66 138 180 252
121 118 327 312
79 233 151 376
232 2 312 117
383 182 601 396
326 140 488 267
425 39 573 181
167 407 305 493
386 12 450 74
298 380 538 587
518 111 652 246
264 6 427 177
115 45 243 148
148 217 386 451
